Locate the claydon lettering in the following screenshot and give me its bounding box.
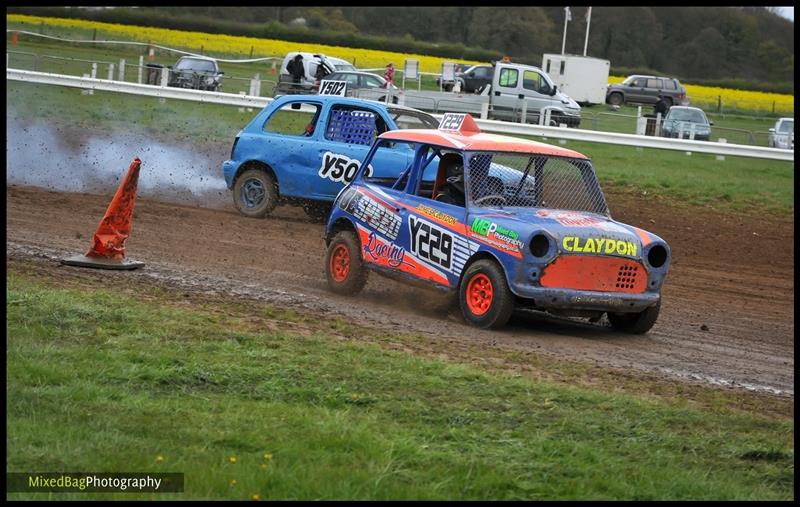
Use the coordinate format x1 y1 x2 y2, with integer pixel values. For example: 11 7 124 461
562 236 638 257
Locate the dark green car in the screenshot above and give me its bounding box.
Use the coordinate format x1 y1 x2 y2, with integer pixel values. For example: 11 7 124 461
660 106 712 141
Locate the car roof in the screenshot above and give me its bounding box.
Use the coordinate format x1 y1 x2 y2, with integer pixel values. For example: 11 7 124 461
272 94 429 115
628 74 677 80
330 71 383 78
379 128 589 159
179 55 217 62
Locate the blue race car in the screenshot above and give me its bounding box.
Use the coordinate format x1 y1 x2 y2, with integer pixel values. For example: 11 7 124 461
222 94 438 221
324 113 672 333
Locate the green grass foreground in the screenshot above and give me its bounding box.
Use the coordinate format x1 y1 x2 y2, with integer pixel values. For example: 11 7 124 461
6 272 794 500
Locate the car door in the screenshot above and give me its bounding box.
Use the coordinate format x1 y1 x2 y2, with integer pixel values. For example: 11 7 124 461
643 78 663 104
520 69 556 122
490 64 521 121
259 99 324 198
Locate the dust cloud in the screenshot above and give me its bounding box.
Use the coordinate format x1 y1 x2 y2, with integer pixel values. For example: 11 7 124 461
6 116 232 209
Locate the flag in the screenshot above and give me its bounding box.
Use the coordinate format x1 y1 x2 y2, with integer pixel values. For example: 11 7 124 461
565 6 572 21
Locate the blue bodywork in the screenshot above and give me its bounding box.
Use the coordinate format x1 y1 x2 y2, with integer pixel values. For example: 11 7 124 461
222 95 430 203
325 137 672 315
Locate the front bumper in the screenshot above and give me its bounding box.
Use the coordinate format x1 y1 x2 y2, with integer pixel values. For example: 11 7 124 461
514 285 661 313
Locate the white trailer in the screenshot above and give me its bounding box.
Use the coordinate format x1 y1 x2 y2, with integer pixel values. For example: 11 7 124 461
542 54 610 105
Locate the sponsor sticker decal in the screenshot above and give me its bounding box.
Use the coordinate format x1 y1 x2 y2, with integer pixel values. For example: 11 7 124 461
362 231 406 268
415 204 457 225
348 192 401 240
409 216 454 270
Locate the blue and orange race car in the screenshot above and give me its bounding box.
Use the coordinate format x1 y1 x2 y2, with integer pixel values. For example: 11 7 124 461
324 113 672 332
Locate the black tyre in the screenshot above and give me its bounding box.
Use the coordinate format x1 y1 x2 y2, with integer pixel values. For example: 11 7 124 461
326 230 368 296
303 203 331 224
607 300 661 334
233 168 278 218
608 92 624 106
459 260 514 329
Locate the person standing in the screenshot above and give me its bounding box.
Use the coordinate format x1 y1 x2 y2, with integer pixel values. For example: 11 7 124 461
287 54 305 84
384 63 395 88
654 94 669 116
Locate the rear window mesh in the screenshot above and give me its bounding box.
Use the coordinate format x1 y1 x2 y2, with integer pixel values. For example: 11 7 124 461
325 108 377 145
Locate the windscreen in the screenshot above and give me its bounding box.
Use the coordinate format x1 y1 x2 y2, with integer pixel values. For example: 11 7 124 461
668 109 706 123
778 120 794 133
387 108 439 130
175 58 216 72
466 152 609 215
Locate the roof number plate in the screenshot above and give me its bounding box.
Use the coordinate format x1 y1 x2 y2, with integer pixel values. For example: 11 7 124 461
319 80 347 96
438 113 467 131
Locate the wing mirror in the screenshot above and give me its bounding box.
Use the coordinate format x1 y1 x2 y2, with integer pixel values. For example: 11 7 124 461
550 85 557 96
769 128 776 133
709 121 714 126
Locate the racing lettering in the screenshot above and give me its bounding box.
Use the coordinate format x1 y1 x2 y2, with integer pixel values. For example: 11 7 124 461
438 113 466 131
562 236 637 257
409 216 453 270
363 231 406 267
319 152 373 184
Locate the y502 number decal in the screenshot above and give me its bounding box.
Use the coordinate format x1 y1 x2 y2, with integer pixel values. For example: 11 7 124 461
409 216 453 270
319 80 347 96
319 152 373 184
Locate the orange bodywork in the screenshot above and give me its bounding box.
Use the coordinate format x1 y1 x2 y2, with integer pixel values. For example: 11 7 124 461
539 256 648 293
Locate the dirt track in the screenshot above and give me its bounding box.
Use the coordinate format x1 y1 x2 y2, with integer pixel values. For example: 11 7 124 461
6 182 794 397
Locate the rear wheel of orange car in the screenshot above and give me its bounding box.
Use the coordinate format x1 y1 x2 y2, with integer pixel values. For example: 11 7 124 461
459 260 514 329
326 230 368 296
607 300 661 334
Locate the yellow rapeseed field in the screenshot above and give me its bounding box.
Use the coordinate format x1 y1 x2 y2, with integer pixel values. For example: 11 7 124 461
8 13 794 113
7 14 482 73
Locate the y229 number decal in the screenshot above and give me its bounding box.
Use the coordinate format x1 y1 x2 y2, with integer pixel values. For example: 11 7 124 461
409 216 453 270
319 152 373 184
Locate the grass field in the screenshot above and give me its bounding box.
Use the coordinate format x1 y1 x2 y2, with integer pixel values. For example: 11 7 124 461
6 270 794 500
7 81 794 215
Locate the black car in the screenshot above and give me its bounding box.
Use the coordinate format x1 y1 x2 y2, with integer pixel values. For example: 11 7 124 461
167 56 224 92
436 63 492 92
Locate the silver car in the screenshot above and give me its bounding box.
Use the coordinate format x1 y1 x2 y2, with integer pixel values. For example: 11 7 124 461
768 118 794 149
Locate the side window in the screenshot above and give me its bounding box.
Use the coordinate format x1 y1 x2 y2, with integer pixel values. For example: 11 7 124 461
263 102 321 136
343 74 359 86
646 78 661 89
498 68 519 88
522 70 539 92
423 152 466 208
664 80 677 90
633 78 647 87
365 76 383 88
324 105 380 146
476 67 491 78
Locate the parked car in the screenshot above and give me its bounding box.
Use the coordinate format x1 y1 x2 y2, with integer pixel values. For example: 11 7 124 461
167 56 224 92
324 113 671 332
322 71 399 103
660 106 713 141
274 52 357 96
768 117 794 149
437 64 494 93
606 75 687 108
222 95 439 221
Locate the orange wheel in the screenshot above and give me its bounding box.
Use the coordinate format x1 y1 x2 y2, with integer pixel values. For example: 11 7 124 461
330 244 350 282
459 259 514 329
466 273 493 316
325 230 368 296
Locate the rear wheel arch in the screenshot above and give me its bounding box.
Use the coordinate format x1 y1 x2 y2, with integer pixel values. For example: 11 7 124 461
234 160 279 193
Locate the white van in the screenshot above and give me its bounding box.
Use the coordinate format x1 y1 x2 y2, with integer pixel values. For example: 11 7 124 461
275 52 357 95
490 61 582 127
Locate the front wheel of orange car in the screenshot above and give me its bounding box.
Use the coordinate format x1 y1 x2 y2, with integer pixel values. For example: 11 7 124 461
459 260 514 329
607 300 661 334
325 230 368 296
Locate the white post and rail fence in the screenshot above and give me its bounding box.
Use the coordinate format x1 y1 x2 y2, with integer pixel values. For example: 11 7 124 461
6 67 794 162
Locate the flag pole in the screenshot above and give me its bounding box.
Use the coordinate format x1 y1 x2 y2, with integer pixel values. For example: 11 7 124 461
561 7 570 54
583 7 592 56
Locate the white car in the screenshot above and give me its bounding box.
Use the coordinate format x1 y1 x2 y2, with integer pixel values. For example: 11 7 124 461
768 117 794 149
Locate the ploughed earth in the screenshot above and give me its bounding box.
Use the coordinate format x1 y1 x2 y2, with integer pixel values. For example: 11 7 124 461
6 179 794 400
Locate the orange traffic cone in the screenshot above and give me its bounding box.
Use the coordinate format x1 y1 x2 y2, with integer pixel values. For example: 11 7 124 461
61 157 145 270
